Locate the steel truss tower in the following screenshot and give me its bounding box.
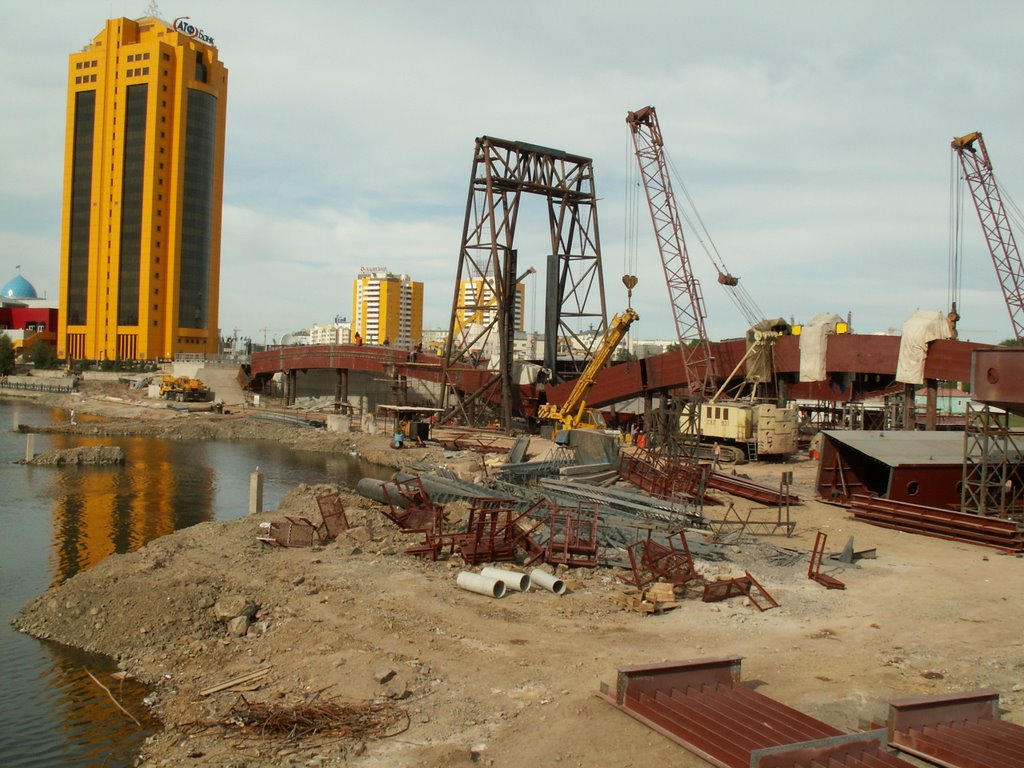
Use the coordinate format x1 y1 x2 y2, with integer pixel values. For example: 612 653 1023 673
961 402 1023 518
952 131 1024 342
626 106 713 452
441 136 608 429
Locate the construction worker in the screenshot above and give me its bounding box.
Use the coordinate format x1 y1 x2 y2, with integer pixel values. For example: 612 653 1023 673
354 332 362 346
713 442 722 470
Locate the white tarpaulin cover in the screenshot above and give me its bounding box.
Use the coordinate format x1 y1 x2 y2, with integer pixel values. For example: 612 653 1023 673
896 309 953 384
798 313 843 382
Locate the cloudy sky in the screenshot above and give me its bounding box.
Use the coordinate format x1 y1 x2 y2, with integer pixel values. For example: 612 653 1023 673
3 1 1024 346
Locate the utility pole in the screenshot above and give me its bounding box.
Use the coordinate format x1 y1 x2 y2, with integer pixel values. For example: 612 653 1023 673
232 327 240 360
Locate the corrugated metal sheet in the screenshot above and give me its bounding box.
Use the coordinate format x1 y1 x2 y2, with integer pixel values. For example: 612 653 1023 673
821 430 966 467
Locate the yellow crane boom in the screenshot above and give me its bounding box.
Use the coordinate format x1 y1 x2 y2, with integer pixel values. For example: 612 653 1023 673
538 308 639 434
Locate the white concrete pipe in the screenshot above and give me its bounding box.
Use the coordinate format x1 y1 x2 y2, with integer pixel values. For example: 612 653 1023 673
456 571 506 598
529 569 566 595
480 566 531 592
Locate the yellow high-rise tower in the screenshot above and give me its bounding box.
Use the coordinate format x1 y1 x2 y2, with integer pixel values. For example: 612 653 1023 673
352 269 423 347
455 279 526 332
58 16 228 362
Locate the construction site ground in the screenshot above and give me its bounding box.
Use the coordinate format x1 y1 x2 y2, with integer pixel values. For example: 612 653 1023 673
10 382 1024 767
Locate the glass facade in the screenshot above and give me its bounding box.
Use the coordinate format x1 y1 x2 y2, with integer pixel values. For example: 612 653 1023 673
117 83 147 326
67 90 95 326
178 88 216 330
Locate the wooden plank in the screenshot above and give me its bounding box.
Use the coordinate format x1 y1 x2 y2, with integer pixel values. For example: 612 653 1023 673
199 666 271 696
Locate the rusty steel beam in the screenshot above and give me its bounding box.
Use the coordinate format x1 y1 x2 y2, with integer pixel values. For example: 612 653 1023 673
252 334 996 422
808 531 846 590
707 470 801 506
849 494 1024 552
701 571 779 611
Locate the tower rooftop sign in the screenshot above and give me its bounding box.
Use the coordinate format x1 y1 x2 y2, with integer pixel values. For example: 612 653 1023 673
172 16 215 46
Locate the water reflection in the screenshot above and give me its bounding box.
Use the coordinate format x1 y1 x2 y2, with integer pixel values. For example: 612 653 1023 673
40 641 160 767
1 400 392 768
46 436 216 584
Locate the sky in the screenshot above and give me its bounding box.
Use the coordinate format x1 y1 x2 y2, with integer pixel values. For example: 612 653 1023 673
3 1 1024 346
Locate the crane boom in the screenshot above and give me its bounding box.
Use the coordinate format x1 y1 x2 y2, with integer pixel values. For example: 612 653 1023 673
951 131 1024 342
626 106 713 396
537 308 638 433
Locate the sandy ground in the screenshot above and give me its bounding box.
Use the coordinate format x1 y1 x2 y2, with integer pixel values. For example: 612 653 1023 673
10 382 1024 767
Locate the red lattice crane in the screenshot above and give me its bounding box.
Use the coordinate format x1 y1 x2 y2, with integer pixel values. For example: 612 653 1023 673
951 131 1024 342
626 107 713 395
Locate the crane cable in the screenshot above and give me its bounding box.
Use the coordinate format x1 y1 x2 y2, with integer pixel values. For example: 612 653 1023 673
949 149 964 322
623 133 641 299
664 149 767 328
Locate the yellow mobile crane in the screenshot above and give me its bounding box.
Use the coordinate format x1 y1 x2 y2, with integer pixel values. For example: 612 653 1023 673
537 308 639 436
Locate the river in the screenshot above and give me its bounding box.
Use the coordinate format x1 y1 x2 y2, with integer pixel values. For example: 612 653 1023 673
0 399 385 767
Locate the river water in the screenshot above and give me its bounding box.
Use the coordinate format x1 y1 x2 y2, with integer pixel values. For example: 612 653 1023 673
0 399 384 767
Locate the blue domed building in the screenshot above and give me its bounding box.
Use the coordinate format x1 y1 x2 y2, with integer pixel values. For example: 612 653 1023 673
2 273 40 300
1 270 58 360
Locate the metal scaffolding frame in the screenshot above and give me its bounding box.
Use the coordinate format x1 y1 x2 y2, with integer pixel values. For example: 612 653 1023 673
441 136 608 429
961 402 1024 518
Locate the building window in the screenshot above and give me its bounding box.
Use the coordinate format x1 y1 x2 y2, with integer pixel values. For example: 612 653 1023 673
143 67 149 75
76 62 82 69
75 76 81 84
66 89 96 326
143 52 150 60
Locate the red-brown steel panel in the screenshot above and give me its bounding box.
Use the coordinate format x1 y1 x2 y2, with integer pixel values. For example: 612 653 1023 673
888 689 1024 768
600 657 916 768
972 347 1024 414
250 335 996 416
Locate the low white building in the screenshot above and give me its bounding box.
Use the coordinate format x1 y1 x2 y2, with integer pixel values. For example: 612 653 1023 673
309 322 352 345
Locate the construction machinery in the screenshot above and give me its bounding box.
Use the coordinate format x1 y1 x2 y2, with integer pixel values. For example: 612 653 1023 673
537 308 638 435
160 375 210 402
950 131 1024 342
701 325 799 462
627 106 795 462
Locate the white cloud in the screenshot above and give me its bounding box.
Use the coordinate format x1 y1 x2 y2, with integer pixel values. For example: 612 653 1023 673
4 1 1024 347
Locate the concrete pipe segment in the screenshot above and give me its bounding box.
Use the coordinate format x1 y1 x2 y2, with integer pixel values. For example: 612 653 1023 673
456 571 506 598
529 569 566 595
480 566 531 592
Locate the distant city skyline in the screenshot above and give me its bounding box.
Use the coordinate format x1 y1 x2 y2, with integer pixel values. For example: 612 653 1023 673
4 2 1024 349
